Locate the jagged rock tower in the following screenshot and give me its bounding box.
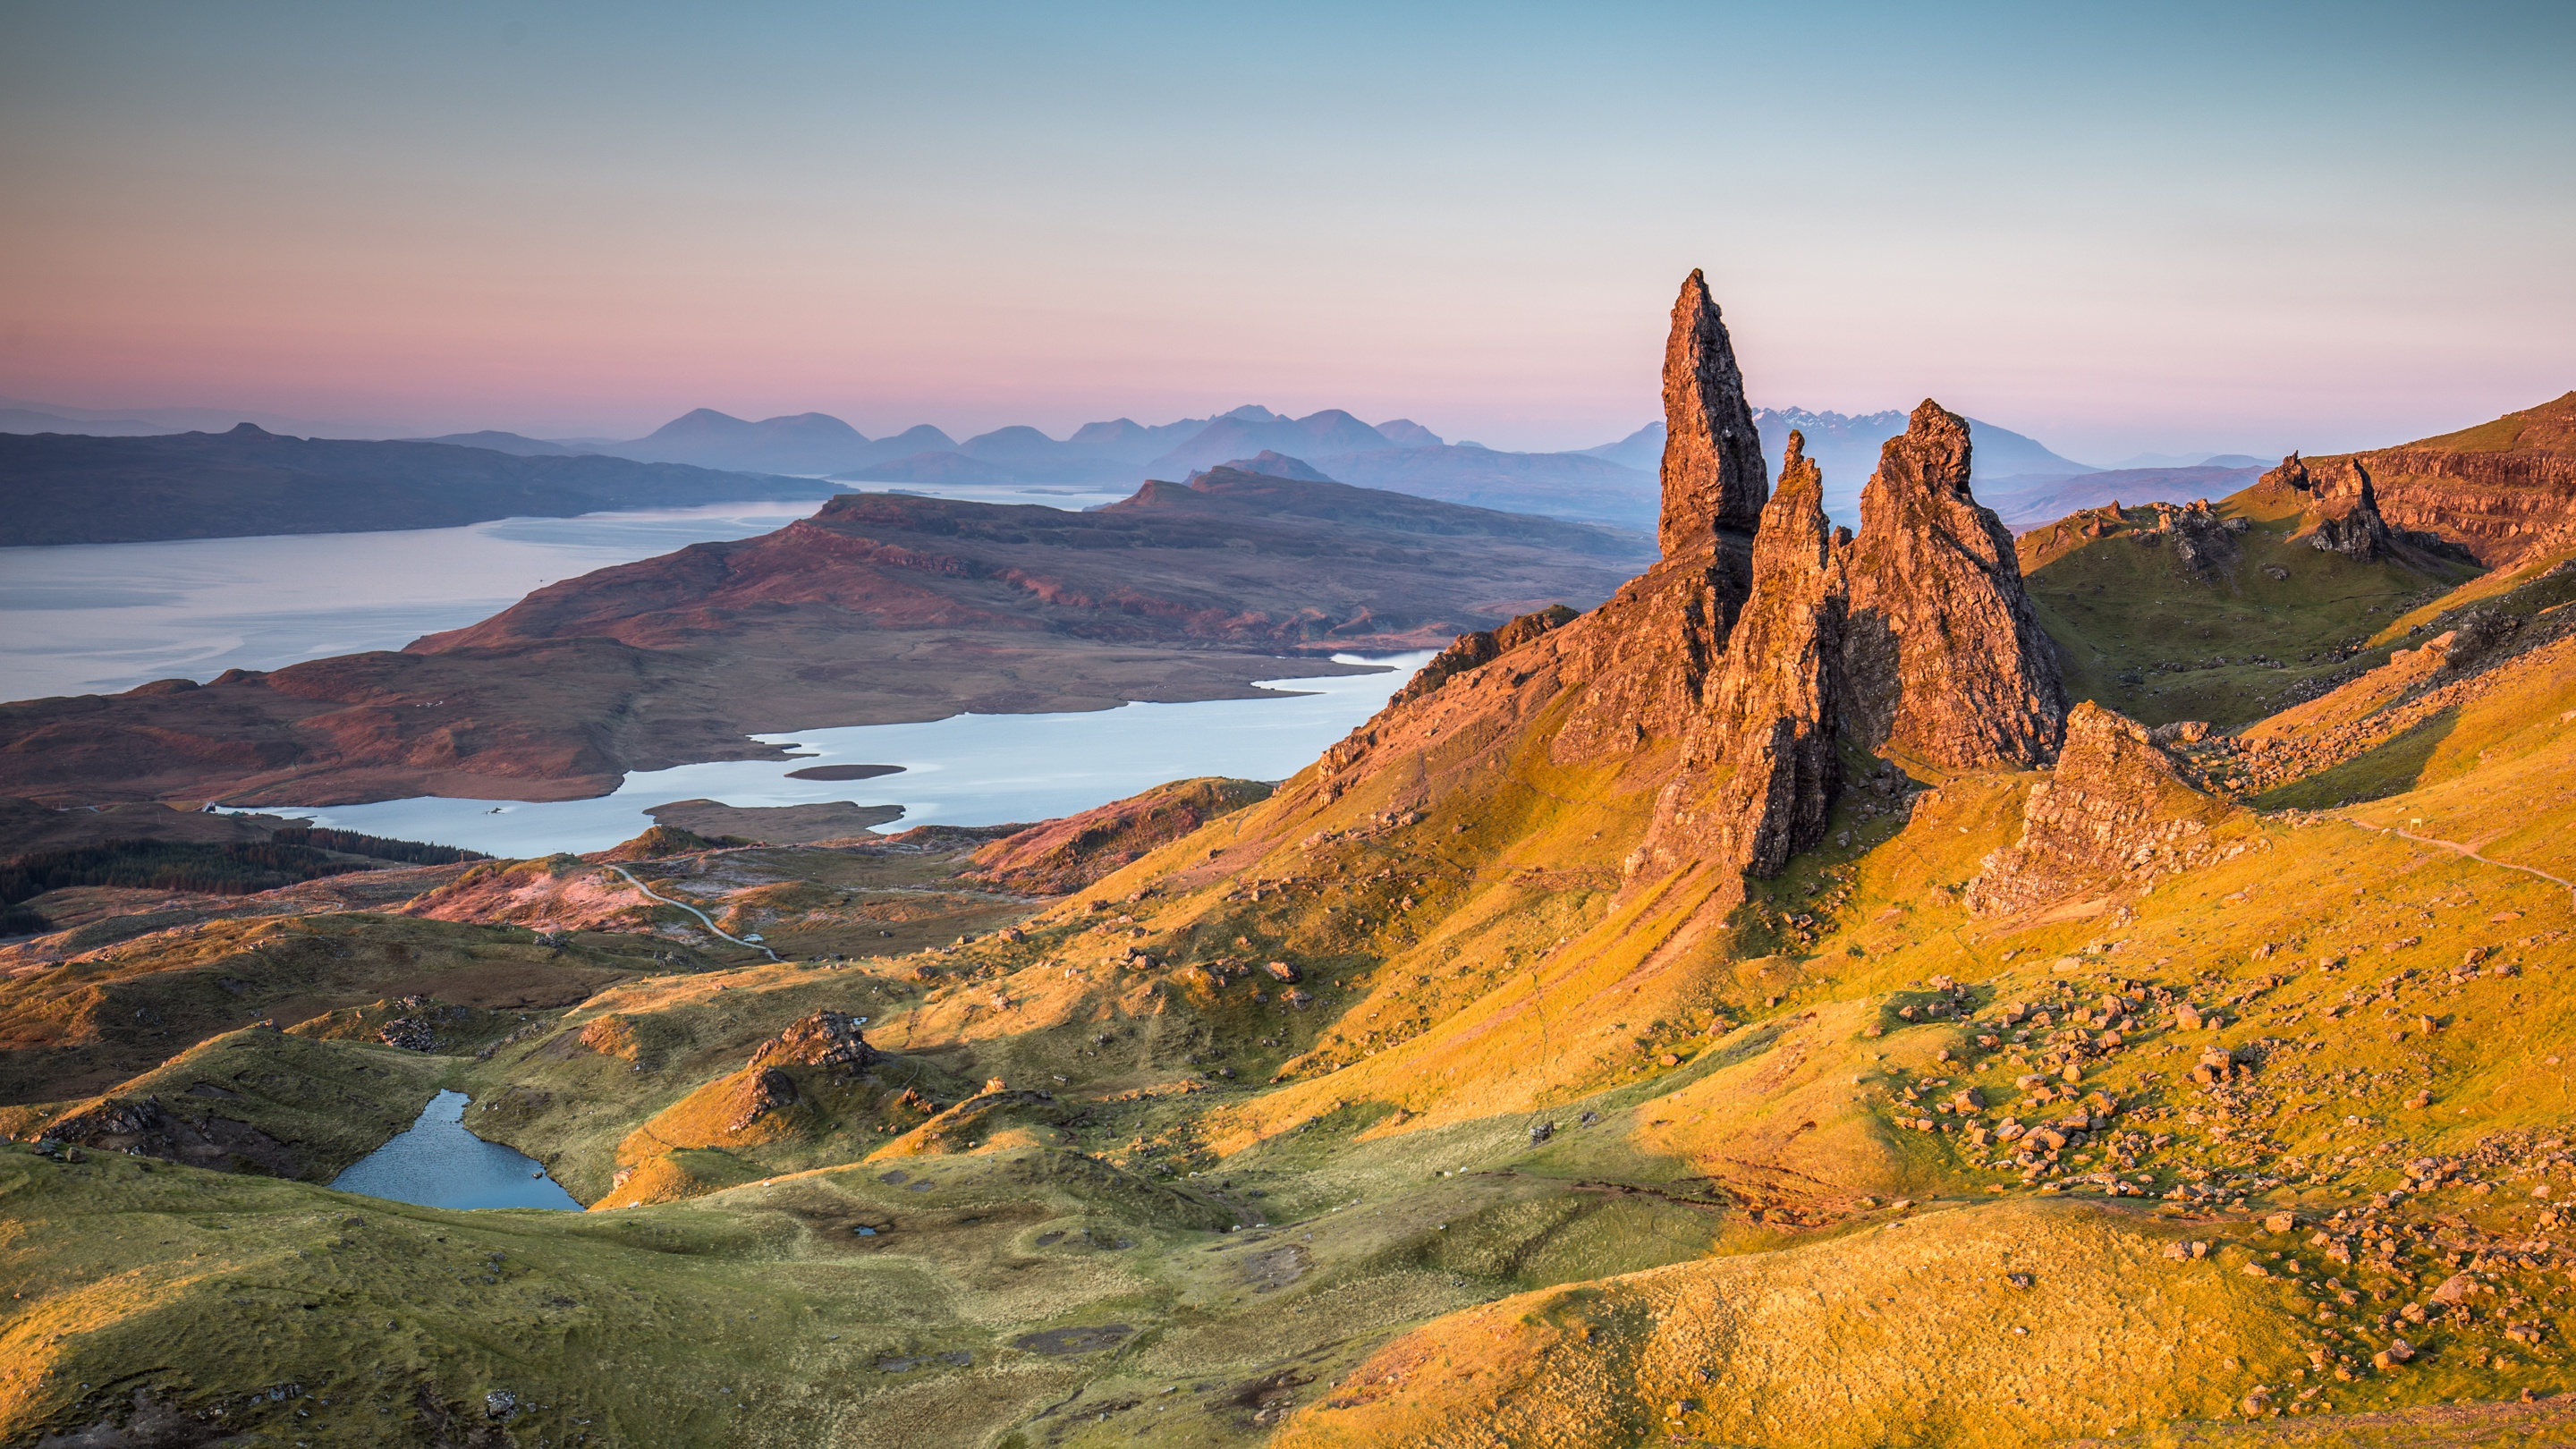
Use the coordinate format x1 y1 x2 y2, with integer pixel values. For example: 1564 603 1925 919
1634 432 1844 878
1552 271 1769 759
1841 401 2066 768
1657 268 1771 598
1321 272 2067 894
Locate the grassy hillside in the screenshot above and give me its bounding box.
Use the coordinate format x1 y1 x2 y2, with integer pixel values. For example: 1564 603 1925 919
2017 484 2479 728
5 521 2576 1445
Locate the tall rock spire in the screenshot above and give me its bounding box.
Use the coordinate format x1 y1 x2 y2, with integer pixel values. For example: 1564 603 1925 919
1550 270 1772 760
1657 269 1769 580
1841 400 2065 768
1631 431 1844 880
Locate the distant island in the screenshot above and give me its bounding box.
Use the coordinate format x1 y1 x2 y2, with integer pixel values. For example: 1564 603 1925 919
0 424 845 547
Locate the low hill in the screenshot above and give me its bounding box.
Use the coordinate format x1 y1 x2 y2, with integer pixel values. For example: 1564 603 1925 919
0 425 843 546
404 428 584 456
609 408 878 474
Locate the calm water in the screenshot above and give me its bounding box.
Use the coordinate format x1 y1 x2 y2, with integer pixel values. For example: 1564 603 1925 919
12 477 1429 856
271 651 1432 857
329 1089 580 1210
0 480 1131 704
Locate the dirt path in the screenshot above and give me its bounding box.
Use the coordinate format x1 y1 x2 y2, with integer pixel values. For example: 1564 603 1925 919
605 863 781 961
2351 819 2576 914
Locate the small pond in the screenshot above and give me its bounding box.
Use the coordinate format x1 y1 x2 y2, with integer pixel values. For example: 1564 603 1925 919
329 1089 580 1210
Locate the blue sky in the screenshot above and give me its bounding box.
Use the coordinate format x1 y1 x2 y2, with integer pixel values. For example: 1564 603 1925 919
2 0 2569 460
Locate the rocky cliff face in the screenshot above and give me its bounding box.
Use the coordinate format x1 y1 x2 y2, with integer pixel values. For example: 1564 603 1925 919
1962 703 2236 916
1843 402 2067 768
2267 393 2576 567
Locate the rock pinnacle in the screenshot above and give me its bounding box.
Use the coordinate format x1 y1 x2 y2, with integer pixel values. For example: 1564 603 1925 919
1656 269 1768 581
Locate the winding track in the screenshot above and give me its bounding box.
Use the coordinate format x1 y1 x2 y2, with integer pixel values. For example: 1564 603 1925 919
605 863 782 961
2351 819 2576 913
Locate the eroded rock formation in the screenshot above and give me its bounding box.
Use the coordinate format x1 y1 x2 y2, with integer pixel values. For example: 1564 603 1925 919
1963 703 2235 915
2268 453 2396 561
1657 269 1771 572
1843 401 2066 768
1552 274 1769 761
1633 434 1845 878
749 1010 883 1076
1318 278 2065 894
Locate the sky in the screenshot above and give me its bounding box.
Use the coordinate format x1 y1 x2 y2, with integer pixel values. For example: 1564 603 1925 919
2 1 2571 462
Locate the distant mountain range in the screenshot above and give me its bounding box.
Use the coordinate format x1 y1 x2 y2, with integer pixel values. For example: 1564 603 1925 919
1588 409 2106 522
4 394 2173 539
2104 449 2267 470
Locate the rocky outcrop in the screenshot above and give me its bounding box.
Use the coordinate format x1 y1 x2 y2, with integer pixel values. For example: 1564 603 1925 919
1391 606 1579 708
749 1010 882 1076
1963 703 2235 915
1632 434 1844 878
1842 402 2066 768
2143 498 2244 575
39 1094 305 1176
724 1068 801 1134
2269 453 2396 561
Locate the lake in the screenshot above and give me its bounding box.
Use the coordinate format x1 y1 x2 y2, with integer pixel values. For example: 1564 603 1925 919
270 651 1432 857
0 480 1131 704
9 477 1430 857
329 1089 581 1210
